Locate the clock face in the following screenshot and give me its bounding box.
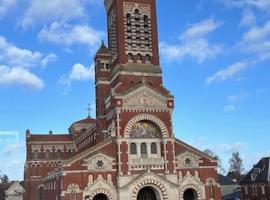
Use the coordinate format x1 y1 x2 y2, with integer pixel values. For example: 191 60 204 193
130 121 160 138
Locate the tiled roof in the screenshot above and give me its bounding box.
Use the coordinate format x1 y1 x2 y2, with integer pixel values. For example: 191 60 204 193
96 41 110 55
28 134 72 142
241 157 270 183
73 117 96 124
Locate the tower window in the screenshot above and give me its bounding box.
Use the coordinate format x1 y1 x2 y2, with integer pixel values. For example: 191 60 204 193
126 13 131 25
135 9 140 19
137 54 142 61
130 143 137 155
141 143 147 158
144 15 149 27
151 143 157 154
146 54 151 62
128 53 133 61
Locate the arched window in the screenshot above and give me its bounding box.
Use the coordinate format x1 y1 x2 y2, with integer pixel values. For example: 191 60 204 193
141 143 147 158
144 15 149 27
70 191 76 200
39 186 45 200
45 150 50 160
57 150 61 159
126 13 131 25
137 54 142 61
151 143 157 154
130 143 137 155
135 9 140 19
146 54 151 62
128 53 133 61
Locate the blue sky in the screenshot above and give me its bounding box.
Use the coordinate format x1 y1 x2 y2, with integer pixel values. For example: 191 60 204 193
0 0 269 180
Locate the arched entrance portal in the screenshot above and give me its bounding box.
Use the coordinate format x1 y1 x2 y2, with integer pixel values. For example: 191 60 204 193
92 193 108 200
137 187 157 200
183 189 197 200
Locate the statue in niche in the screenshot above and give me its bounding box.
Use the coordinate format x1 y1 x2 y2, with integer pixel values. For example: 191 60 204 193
130 121 161 138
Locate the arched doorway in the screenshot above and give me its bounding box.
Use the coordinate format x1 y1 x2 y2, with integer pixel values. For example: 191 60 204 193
183 188 197 200
93 193 108 200
137 187 157 200
39 186 45 200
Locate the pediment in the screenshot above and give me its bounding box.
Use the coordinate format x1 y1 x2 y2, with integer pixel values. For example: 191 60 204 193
121 85 168 109
176 151 201 168
83 153 115 172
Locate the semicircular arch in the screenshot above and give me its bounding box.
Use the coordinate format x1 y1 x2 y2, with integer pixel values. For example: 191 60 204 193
88 189 112 200
124 114 169 138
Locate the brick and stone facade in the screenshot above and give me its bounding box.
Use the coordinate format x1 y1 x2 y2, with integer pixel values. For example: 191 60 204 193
24 0 221 200
240 157 270 200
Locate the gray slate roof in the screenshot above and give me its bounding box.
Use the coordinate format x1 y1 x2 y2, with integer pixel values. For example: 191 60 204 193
241 157 270 183
219 174 237 185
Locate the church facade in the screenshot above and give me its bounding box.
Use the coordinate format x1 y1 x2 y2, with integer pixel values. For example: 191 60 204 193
23 0 221 200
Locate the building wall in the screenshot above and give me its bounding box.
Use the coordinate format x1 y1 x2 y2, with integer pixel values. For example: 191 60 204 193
241 183 270 200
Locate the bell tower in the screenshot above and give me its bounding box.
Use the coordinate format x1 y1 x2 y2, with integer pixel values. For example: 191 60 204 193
104 0 160 66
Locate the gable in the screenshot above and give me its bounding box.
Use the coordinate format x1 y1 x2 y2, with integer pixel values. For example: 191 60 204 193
121 85 169 110
63 140 116 167
174 139 217 164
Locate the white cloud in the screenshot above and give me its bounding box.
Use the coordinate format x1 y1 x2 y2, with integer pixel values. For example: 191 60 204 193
0 36 42 68
0 0 16 18
227 92 248 103
0 35 56 68
0 65 44 90
69 63 94 81
160 19 222 63
58 63 94 94
0 35 58 90
205 61 249 85
21 0 85 28
181 19 222 40
239 20 270 60
41 53 58 67
240 9 256 27
224 105 236 112
38 22 103 47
